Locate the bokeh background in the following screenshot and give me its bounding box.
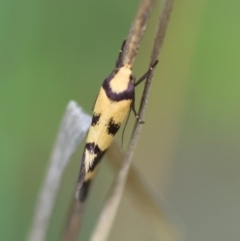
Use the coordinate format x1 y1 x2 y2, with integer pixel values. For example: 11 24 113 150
1 0 240 240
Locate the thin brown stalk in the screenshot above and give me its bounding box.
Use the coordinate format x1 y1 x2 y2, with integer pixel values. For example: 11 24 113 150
90 1 174 241
61 199 86 241
123 0 155 65
27 101 91 241
138 0 173 120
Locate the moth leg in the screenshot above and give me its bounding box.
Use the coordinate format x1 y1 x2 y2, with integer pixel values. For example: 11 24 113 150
131 92 145 124
115 39 126 68
134 60 158 87
131 60 159 123
121 107 132 148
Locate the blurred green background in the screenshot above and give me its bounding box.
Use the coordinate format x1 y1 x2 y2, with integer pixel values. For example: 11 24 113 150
1 0 240 240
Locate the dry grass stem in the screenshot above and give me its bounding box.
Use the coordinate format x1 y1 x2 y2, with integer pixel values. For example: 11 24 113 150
106 142 179 241
61 198 87 241
123 0 155 65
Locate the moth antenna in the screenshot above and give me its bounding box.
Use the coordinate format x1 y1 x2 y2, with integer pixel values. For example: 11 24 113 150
116 39 127 68
121 108 132 148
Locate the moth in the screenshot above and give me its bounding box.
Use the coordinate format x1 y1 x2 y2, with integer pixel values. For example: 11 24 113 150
76 40 158 201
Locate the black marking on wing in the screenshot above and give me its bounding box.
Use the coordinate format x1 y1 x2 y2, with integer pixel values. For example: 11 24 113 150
76 144 106 201
102 72 135 101
85 142 106 172
79 179 92 202
91 112 101 126
85 142 101 155
107 118 120 136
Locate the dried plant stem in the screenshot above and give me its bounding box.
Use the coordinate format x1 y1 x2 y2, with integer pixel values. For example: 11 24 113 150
61 198 86 241
106 142 179 241
123 0 155 65
90 1 174 241
139 0 173 116
27 101 91 241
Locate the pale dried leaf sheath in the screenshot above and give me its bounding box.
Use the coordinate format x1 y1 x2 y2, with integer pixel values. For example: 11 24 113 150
27 101 91 241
